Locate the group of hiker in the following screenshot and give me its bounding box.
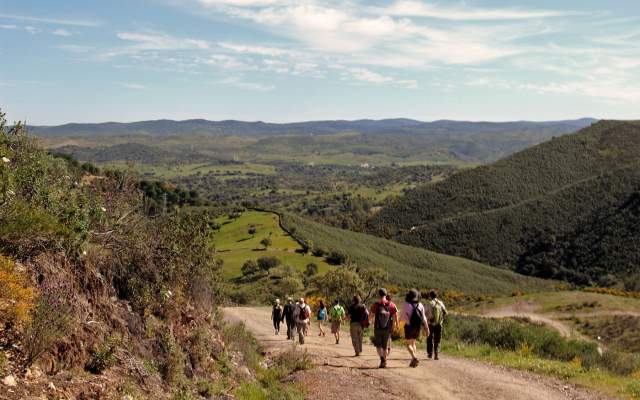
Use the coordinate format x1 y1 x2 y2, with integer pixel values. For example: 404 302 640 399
271 288 447 368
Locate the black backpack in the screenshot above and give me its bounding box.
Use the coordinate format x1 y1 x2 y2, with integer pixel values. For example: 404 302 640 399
409 303 422 328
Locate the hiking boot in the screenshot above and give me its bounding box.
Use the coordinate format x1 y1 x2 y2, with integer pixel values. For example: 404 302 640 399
410 358 419 368
434 353 439 361
427 353 433 359
379 357 387 368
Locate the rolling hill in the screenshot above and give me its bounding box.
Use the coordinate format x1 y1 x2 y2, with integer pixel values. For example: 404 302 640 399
368 120 640 288
34 118 596 165
280 213 554 295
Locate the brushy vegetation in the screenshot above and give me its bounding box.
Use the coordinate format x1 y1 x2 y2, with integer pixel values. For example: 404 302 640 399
370 120 640 289
0 110 308 397
281 213 554 296
223 322 309 400
445 315 640 376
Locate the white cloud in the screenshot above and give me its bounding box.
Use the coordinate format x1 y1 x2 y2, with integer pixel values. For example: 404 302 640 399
0 13 101 27
380 1 570 21
342 67 417 89
119 82 147 90
56 44 93 53
0 24 18 30
52 28 72 37
216 76 275 91
218 42 292 56
24 26 40 34
117 31 210 50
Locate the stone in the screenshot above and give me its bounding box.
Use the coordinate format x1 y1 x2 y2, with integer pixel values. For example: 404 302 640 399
2 374 17 387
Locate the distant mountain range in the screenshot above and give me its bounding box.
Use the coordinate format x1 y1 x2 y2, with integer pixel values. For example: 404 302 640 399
368 120 640 289
29 118 597 138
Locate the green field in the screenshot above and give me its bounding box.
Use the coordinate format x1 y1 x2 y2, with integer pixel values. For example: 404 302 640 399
213 211 331 279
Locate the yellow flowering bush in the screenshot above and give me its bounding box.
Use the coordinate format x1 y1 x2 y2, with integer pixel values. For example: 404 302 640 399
0 254 35 327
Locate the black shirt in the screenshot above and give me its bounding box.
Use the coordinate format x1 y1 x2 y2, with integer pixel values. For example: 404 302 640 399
283 303 295 321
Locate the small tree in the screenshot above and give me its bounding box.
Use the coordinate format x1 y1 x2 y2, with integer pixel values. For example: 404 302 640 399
241 260 260 277
257 256 280 272
260 237 272 250
248 226 257 236
314 267 364 305
358 267 390 303
305 263 319 277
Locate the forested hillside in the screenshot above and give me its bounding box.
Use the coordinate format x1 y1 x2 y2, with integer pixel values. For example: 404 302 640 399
369 121 640 288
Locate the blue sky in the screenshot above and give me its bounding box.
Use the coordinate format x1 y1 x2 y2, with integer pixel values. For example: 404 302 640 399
1 0 639 124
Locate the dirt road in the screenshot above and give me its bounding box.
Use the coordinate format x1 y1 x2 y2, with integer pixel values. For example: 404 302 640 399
223 307 610 400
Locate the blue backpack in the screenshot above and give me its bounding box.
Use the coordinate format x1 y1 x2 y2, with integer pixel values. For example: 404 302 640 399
318 307 327 320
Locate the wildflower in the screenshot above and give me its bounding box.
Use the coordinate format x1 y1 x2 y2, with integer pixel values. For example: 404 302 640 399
82 250 87 256
1 156 9 163
7 190 14 196
100 207 107 212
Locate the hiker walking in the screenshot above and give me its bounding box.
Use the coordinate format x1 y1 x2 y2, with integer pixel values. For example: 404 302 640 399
348 294 368 356
283 297 296 340
329 299 346 344
317 300 327 337
293 297 311 344
271 299 283 335
370 288 399 368
425 289 447 360
400 289 429 367
386 293 394 356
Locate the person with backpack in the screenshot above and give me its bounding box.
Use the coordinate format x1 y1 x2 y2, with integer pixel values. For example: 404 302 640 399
348 294 368 356
425 289 447 360
283 297 296 340
317 300 327 337
271 299 284 335
329 299 346 344
386 294 394 356
370 288 399 368
400 289 430 367
293 297 312 344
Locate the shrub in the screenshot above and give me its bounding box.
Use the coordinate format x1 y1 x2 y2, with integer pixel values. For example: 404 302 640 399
85 335 120 374
158 328 186 385
325 251 347 265
23 281 74 365
242 260 260 277
0 254 35 327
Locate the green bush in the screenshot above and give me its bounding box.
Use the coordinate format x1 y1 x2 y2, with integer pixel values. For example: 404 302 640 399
85 335 120 374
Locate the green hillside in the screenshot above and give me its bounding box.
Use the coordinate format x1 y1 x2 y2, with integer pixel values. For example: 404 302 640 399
280 214 554 295
213 211 331 279
369 121 640 288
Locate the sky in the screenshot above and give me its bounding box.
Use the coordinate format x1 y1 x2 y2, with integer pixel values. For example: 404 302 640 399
0 0 639 124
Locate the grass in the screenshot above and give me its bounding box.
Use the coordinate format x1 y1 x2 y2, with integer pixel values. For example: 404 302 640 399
459 290 640 319
281 213 555 296
443 342 640 399
213 211 331 280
